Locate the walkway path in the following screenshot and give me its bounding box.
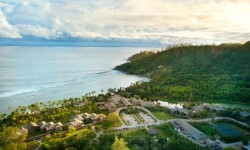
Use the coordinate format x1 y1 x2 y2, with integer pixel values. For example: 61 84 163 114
35 140 42 150
113 107 250 148
115 106 250 131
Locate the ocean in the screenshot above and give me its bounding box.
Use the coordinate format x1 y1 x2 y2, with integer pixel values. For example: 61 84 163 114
0 46 154 114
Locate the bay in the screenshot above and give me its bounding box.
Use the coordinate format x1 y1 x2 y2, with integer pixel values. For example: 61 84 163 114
0 46 154 114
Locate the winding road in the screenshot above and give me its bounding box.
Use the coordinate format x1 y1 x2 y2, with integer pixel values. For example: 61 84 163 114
114 106 250 149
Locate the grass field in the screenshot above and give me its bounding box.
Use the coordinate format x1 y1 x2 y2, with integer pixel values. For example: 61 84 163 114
152 111 175 120
192 123 217 140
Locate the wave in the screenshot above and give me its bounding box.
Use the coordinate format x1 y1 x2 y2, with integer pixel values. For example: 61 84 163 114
0 70 112 98
92 71 111 75
0 89 38 98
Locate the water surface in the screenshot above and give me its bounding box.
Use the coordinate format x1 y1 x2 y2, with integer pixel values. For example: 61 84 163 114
0 46 154 114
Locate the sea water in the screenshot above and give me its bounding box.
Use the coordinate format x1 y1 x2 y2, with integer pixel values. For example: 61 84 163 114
0 46 154 114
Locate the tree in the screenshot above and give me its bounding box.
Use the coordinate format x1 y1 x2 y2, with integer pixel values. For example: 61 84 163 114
65 129 96 149
68 126 76 133
0 127 27 150
164 141 181 150
241 136 249 145
107 113 120 125
111 136 129 150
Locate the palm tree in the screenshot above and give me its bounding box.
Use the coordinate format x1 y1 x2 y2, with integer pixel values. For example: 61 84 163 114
57 100 62 107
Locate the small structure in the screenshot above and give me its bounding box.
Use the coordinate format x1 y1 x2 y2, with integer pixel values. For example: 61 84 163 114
98 96 106 101
139 100 153 108
89 113 98 121
239 111 250 117
96 114 107 121
112 95 127 107
120 97 132 107
44 122 55 133
70 118 82 122
171 107 190 116
38 121 47 131
204 104 225 112
82 113 90 119
78 102 85 107
206 139 217 148
67 120 83 129
26 122 38 132
129 98 140 106
72 115 84 121
110 95 123 107
148 128 158 136
96 102 107 110
192 105 205 113
105 102 117 112
18 126 28 135
172 119 207 143
54 122 63 131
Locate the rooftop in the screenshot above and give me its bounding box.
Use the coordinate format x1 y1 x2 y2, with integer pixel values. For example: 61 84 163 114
148 128 158 135
240 111 250 117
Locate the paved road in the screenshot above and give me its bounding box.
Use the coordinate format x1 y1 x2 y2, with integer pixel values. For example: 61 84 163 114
114 107 250 149
115 107 250 131
26 106 249 149
184 117 250 128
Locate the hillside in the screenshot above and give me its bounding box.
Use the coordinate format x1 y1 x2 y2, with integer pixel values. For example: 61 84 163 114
115 42 250 103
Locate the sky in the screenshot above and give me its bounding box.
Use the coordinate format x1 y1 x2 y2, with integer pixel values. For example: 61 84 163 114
0 0 250 46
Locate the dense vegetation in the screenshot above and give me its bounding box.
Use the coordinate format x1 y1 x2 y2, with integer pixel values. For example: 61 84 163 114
97 124 207 150
115 42 250 103
0 93 112 131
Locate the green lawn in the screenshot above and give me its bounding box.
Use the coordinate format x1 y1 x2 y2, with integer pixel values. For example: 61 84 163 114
27 131 44 139
152 111 175 120
192 123 217 140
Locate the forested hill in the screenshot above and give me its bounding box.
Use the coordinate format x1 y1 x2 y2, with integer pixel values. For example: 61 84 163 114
115 42 250 103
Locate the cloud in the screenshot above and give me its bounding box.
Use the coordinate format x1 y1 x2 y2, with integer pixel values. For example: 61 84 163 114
0 0 250 44
0 10 21 38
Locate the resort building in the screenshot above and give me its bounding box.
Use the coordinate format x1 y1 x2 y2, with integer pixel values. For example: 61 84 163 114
18 126 28 135
44 122 55 132
70 118 82 122
82 113 90 119
192 104 224 113
105 102 117 112
72 115 84 121
89 113 98 121
148 128 158 136
110 95 124 107
97 114 107 121
54 122 63 131
120 97 132 107
139 100 153 108
38 121 47 131
204 104 225 112
170 107 190 116
129 98 140 106
192 105 205 113
67 120 83 129
96 102 107 110
27 122 38 132
239 111 250 117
